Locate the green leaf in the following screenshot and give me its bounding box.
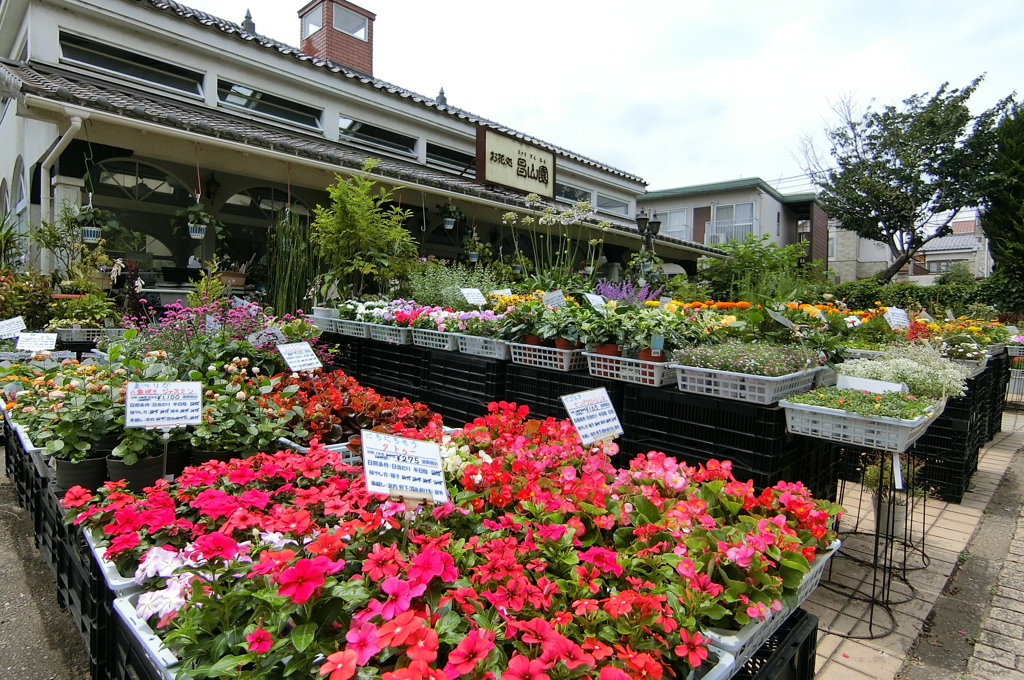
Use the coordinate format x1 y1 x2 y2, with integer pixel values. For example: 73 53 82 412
290 622 316 652
205 654 248 677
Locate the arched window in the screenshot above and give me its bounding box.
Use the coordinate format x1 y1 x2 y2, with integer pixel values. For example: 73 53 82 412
90 159 192 206
11 157 26 211
0 179 8 217
220 187 309 221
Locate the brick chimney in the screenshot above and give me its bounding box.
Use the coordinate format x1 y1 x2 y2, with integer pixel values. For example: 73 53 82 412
298 0 375 75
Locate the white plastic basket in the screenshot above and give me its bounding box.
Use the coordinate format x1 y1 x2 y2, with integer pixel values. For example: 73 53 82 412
335 319 370 338
306 316 336 332
987 343 1006 356
1008 345 1024 357
112 594 180 677
1008 369 1024 401
704 540 840 670
813 366 837 388
584 352 673 387
411 328 460 351
84 530 141 597
367 324 413 345
54 328 125 343
671 365 818 405
509 343 586 372
457 335 512 360
779 399 946 453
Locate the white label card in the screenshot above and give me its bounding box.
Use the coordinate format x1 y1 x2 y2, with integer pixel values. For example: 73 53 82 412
767 309 795 329
883 307 910 330
561 388 624 445
460 288 487 305
125 381 203 428
278 342 323 372
0 316 27 339
205 315 222 331
542 290 566 308
361 430 449 504
918 311 935 322
660 297 673 306
584 293 607 313
946 309 956 321
1007 326 1019 335
16 333 57 351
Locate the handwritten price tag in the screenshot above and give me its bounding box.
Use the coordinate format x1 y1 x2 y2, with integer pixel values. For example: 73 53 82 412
125 381 203 428
561 388 623 445
883 307 910 330
278 342 323 372
16 333 57 351
0 316 27 339
361 430 449 504
542 290 566 308
460 288 487 305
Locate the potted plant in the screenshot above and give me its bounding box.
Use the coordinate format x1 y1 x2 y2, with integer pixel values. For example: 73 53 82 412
462 229 491 264
861 453 926 538
436 202 466 231
580 305 630 355
496 298 546 345
534 305 587 349
108 427 169 493
174 202 224 242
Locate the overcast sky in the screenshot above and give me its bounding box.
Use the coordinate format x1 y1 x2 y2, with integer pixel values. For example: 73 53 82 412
184 0 1021 194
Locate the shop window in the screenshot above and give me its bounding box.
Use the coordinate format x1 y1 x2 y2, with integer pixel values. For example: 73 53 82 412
426 143 475 175
333 4 368 40
556 182 591 204
221 187 310 221
218 80 323 130
596 193 629 216
92 160 191 206
59 32 203 96
302 5 323 39
339 115 416 155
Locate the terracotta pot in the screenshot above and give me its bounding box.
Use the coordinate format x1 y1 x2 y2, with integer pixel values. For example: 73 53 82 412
595 343 622 357
638 348 666 362
554 338 579 350
106 452 167 493
523 334 542 346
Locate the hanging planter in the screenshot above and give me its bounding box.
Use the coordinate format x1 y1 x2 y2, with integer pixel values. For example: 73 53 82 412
443 217 456 230
188 222 207 240
468 252 480 263
512 264 522 274
81 226 102 244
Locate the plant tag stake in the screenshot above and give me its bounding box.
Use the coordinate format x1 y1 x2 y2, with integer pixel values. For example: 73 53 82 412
125 382 203 429
492 288 512 298
360 430 449 505
918 310 935 322
0 316 27 339
1007 326 1020 335
584 293 607 313
561 388 623 445
649 334 665 358
660 297 673 306
883 307 910 330
278 342 323 372
16 333 57 351
543 290 566 308
892 453 904 491
766 309 794 329
460 288 487 306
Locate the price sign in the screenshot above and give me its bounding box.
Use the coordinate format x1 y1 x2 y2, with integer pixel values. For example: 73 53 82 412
492 288 512 297
561 388 624 445
361 430 449 504
883 307 910 330
649 334 665 358
16 333 57 351
0 316 27 339
278 342 323 372
247 327 287 345
946 309 956 321
766 309 795 329
542 290 566 308
584 293 607 313
460 288 487 305
125 382 203 429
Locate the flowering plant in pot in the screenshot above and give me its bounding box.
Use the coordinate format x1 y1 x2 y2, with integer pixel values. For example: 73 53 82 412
534 304 588 348
495 298 546 344
579 305 630 354
621 308 679 360
453 310 504 337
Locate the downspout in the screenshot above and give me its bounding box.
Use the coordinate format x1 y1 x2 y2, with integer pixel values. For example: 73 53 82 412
40 111 86 224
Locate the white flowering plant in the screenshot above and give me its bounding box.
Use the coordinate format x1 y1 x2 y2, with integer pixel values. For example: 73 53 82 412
836 344 970 398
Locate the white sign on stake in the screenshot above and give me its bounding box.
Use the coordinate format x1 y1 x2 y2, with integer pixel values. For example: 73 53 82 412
278 342 323 372
561 388 624 445
125 381 203 429
16 333 57 352
360 430 449 504
460 288 487 305
542 290 566 308
584 293 607 313
883 307 910 330
1006 326 1019 335
946 309 956 321
0 316 27 339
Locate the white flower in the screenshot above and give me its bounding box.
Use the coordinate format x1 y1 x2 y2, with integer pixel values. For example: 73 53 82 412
134 547 184 584
135 584 186 621
259 531 291 550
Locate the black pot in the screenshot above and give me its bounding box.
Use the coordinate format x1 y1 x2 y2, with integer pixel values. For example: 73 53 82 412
92 433 122 455
165 446 192 478
190 449 240 466
106 453 168 493
54 457 108 492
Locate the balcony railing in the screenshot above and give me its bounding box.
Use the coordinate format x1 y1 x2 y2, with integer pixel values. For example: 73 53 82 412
661 225 694 242
705 218 757 245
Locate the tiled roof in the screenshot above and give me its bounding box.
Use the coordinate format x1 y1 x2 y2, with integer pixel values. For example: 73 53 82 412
951 220 977 233
920 234 983 252
125 0 646 185
0 61 725 258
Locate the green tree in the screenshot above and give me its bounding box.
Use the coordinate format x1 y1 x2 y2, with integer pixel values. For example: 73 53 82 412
803 77 1013 282
697 234 823 301
981 104 1024 280
311 160 416 299
935 261 976 286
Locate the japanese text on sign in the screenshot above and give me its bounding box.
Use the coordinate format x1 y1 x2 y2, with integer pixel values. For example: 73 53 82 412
584 293 607 314
247 327 287 346
883 307 910 330
543 290 566 308
278 342 323 372
16 333 57 351
460 288 487 305
125 382 203 429
561 388 624 445
0 316 27 339
361 430 449 504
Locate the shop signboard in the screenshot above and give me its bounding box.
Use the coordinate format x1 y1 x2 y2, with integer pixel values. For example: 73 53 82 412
476 128 555 198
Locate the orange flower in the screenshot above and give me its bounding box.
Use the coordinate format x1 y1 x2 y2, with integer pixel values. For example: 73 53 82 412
785 302 798 310
737 301 751 310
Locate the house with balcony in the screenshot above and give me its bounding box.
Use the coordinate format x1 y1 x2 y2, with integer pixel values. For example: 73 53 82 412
638 178 829 273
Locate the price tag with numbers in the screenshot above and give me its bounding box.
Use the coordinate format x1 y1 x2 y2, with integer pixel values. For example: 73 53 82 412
542 290 566 308
125 382 203 429
0 316 27 339
361 430 449 504
561 388 623 445
460 288 487 305
16 333 57 351
278 342 323 372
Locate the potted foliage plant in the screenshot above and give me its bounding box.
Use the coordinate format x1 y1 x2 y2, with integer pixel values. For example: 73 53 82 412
535 305 588 349
861 453 926 538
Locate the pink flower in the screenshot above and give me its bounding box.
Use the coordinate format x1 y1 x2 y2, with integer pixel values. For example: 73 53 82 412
505 655 549 680
717 541 756 568
192 533 239 561
379 577 427 620
674 629 708 669
746 601 771 621
444 628 495 677
407 549 458 586
278 558 329 605
599 667 631 680
577 547 622 577
346 622 381 666
246 628 273 654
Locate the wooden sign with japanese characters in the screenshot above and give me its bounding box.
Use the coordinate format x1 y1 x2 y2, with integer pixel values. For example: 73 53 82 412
476 128 555 198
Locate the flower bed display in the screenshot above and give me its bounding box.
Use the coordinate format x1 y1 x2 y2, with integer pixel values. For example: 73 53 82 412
584 352 675 387
509 342 587 372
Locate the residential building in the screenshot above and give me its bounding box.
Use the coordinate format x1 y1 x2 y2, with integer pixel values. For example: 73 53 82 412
828 222 890 282
0 0 722 284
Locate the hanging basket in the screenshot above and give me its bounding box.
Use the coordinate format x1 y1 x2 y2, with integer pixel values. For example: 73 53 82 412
188 223 207 240
81 226 102 244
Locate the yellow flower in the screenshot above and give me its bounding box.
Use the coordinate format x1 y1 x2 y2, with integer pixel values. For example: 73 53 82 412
720 315 738 326
645 300 661 308
665 302 680 313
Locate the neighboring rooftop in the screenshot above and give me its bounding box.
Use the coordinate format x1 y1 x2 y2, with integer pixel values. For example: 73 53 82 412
920 234 984 252
641 177 818 205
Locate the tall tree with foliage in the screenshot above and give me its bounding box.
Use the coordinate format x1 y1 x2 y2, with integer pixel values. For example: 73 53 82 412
803 77 1013 282
982 105 1024 274
311 160 416 299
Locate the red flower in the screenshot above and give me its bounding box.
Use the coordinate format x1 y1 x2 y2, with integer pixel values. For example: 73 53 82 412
346 622 381 666
192 533 239 561
277 558 329 604
505 655 549 680
377 610 424 648
320 649 357 680
443 628 495 677
405 626 439 662
104 532 140 559
246 628 273 654
61 486 93 509
674 629 708 669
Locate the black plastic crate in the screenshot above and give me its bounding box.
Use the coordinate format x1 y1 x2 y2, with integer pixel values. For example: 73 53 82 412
358 375 422 403
422 391 493 429
359 339 424 391
921 448 980 504
504 363 625 420
109 602 165 680
732 608 818 680
421 350 506 404
321 332 363 380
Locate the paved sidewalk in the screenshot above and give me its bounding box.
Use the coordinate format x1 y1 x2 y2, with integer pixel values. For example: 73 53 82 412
805 410 1024 680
